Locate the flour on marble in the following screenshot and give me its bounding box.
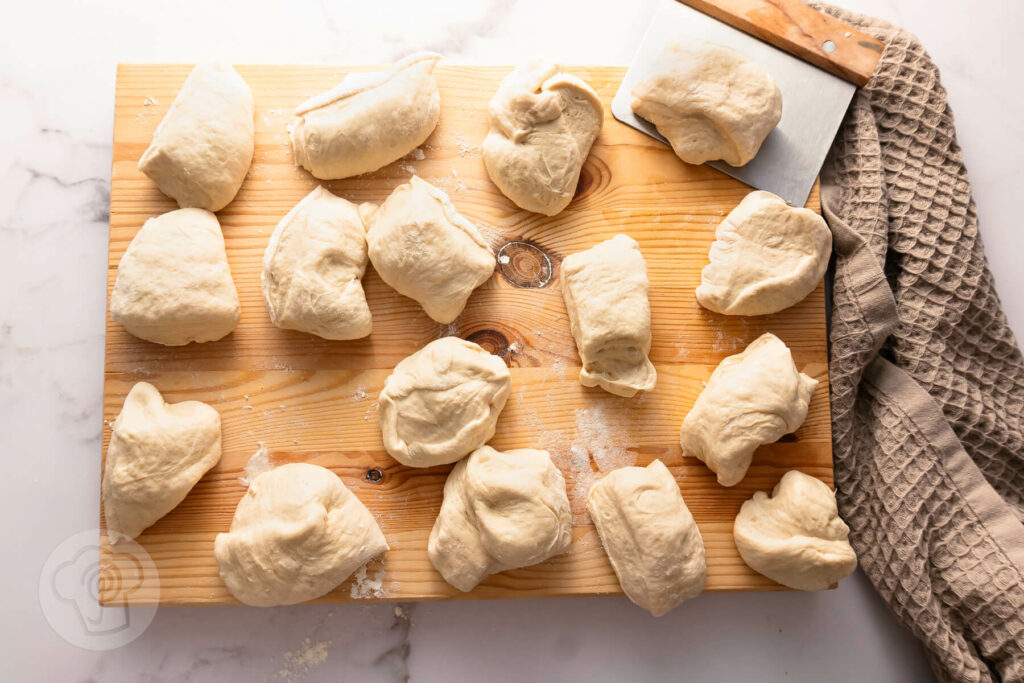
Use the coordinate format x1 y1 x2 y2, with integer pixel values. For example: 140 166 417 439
275 637 330 683
239 442 274 487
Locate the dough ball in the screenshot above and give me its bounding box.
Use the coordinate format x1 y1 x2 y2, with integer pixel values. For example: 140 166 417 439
680 333 816 486
262 186 373 340
587 460 706 616
290 52 441 180
733 470 858 590
138 63 254 212
697 191 832 316
482 60 603 216
631 41 782 167
378 337 511 468
428 446 572 592
561 234 657 397
215 463 389 606
365 176 494 323
110 208 240 346
103 382 221 543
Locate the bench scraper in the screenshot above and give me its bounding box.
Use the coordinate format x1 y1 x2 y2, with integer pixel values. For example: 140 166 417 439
612 0 885 207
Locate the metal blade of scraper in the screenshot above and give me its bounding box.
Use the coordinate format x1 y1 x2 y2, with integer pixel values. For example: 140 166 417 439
611 0 857 208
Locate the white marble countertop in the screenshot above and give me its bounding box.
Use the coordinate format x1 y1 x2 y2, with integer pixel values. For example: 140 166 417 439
3 0 1021 680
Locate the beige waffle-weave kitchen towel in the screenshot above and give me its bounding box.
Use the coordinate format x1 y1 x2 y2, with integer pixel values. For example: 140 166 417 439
811 4 1024 681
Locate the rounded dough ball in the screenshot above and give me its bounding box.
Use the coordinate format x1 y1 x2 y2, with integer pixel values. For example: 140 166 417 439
697 191 832 316
103 382 221 543
378 337 511 467
138 63 254 212
733 470 858 590
631 41 781 167
428 445 572 591
482 60 603 216
110 208 240 346
214 463 389 606
290 52 441 180
262 185 373 340
365 176 494 324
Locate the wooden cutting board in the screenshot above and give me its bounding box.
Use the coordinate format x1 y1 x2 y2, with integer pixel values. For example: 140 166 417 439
101 64 832 606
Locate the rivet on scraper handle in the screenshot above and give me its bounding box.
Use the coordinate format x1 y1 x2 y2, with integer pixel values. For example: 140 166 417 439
681 0 885 86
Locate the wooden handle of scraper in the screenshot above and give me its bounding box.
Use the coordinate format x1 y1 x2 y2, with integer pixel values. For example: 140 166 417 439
679 0 885 86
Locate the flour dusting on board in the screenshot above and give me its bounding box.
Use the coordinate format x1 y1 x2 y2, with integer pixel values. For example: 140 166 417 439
452 131 481 158
350 565 387 599
565 403 640 520
239 442 274 487
573 404 637 471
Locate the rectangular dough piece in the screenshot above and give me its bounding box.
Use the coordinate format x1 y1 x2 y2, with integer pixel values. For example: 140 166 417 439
587 460 706 616
560 234 657 397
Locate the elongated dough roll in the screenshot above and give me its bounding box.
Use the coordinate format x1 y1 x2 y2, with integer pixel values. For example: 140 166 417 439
290 52 441 180
561 234 656 397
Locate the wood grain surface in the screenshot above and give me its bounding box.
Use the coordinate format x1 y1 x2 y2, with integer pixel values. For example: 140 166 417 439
101 64 831 606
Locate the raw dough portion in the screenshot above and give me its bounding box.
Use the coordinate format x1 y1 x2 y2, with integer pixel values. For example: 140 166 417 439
482 60 603 216
110 208 240 346
365 176 494 323
103 382 221 543
733 470 858 590
378 337 511 468
561 234 657 397
428 446 572 592
214 463 389 606
680 333 817 486
290 52 441 180
697 191 832 316
262 185 372 340
138 63 254 212
587 460 706 616
631 41 782 167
